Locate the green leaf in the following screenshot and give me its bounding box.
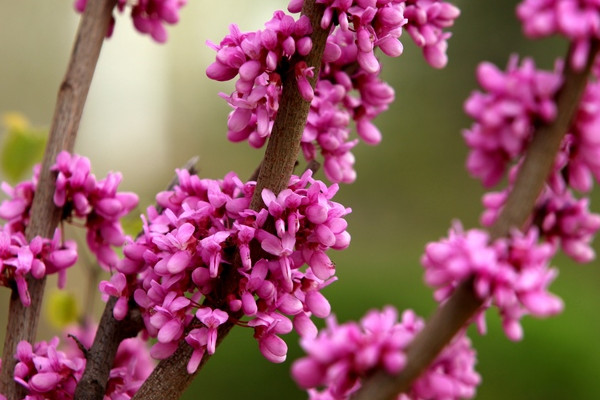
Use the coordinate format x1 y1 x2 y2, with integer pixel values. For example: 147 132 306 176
1 112 47 182
121 212 143 237
46 290 79 329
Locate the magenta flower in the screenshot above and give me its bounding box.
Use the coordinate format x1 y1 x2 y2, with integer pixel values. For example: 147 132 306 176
249 313 293 363
195 307 229 354
13 338 85 398
149 291 191 346
185 327 208 374
404 0 461 68
99 273 131 320
200 231 230 278
152 222 196 275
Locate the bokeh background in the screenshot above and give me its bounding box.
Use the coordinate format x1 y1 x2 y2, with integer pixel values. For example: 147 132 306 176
1 1 600 399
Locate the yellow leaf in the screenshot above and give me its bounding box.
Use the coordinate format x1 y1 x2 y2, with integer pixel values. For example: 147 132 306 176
46 291 79 329
2 112 29 131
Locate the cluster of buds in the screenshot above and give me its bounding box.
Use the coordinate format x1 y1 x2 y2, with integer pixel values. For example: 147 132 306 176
207 0 460 183
11 322 153 400
422 224 564 341
0 150 137 307
99 168 351 371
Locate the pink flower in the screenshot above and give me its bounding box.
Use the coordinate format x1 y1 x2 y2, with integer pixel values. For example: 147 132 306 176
463 56 562 186
149 291 191 346
185 327 208 374
13 338 85 398
195 307 229 354
404 0 460 69
75 0 187 43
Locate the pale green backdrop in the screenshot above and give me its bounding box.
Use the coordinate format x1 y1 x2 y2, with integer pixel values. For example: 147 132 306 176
0 1 599 399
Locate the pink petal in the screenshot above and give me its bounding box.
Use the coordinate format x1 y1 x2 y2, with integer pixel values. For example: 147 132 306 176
259 334 287 363
30 372 61 392
158 319 183 343
167 250 192 274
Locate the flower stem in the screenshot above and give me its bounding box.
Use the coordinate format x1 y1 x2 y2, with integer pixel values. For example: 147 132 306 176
352 40 600 400
0 1 116 398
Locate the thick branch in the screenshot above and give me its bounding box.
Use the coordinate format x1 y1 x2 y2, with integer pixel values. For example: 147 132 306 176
352 41 600 400
132 3 329 400
0 1 116 398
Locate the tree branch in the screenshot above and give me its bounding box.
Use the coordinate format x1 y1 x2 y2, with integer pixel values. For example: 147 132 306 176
352 40 600 400
132 2 329 399
0 1 116 398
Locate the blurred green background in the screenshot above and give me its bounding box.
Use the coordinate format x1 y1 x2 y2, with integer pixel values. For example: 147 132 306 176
1 1 599 399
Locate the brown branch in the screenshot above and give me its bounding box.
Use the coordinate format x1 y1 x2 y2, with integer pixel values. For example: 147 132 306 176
132 2 330 399
352 40 600 400
0 1 116 398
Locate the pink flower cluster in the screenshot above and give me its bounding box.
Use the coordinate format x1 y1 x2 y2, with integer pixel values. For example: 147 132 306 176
0 166 39 233
517 0 600 69
208 1 459 183
0 151 137 306
52 151 138 270
463 49 600 264
421 224 564 341
465 53 600 190
74 0 187 43
404 0 462 68
291 306 480 400
100 168 351 371
207 11 314 148
0 227 77 307
463 56 563 187
14 338 84 400
481 156 600 264
12 322 153 400
302 28 396 183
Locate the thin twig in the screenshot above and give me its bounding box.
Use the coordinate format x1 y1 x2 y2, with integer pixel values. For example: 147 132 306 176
73 297 144 400
0 1 116 398
132 2 330 399
352 40 600 400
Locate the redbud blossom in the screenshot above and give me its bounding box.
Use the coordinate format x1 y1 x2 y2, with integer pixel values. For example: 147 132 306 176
292 307 480 400
99 169 350 371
